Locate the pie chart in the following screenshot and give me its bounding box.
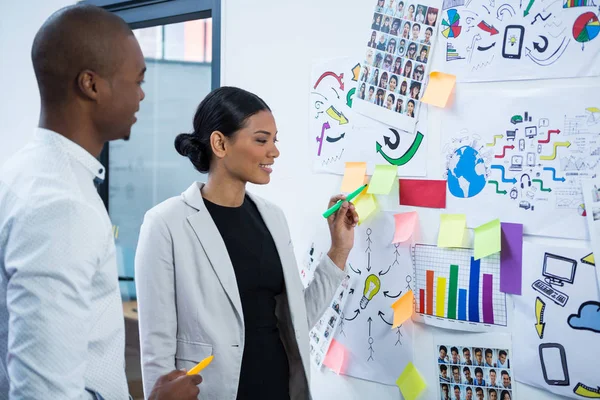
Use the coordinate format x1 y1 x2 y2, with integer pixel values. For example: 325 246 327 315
442 9 462 38
573 12 600 44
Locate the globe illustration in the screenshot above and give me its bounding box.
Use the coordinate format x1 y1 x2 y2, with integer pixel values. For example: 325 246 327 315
447 146 487 198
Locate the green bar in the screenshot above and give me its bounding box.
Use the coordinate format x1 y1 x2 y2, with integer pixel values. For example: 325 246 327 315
448 264 459 319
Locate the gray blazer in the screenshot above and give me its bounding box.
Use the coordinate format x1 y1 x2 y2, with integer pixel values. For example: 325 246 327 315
135 182 345 400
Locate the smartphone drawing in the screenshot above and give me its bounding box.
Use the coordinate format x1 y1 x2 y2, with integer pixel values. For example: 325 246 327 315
539 343 570 386
502 25 525 59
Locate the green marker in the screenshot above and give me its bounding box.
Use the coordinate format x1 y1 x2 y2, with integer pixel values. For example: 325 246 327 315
322 184 367 218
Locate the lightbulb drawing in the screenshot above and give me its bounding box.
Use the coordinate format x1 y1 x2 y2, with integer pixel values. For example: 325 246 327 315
360 274 381 309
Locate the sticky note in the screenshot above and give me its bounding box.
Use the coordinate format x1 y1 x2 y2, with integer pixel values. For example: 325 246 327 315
421 71 456 108
437 214 466 248
396 362 427 400
391 289 414 328
500 222 523 295
393 212 418 243
323 339 346 374
367 165 397 194
341 162 367 193
474 218 501 260
354 193 378 224
399 179 446 208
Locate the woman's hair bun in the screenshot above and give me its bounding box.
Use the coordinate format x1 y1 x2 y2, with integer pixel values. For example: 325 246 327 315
174 133 210 173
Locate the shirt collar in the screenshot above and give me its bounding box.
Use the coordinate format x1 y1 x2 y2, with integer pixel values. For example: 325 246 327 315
34 128 106 183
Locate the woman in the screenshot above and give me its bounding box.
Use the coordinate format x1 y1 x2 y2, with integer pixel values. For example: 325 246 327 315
381 16 391 33
361 65 370 82
395 98 404 113
367 30 377 48
501 390 512 400
371 68 380 85
399 79 408 95
410 80 421 100
393 56 402 74
375 88 385 106
395 1 405 17
379 71 389 89
406 4 415 20
135 87 358 399
358 82 366 99
390 18 401 35
401 21 411 39
417 46 428 63
427 7 439 26
415 5 426 23
413 63 424 81
406 99 415 117
383 54 394 71
377 33 387 50
366 85 375 102
386 38 397 54
403 60 413 78
371 13 382 30
406 42 417 60
389 74 398 92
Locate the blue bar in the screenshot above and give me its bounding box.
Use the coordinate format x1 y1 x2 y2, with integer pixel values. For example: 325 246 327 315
458 289 467 321
469 257 480 322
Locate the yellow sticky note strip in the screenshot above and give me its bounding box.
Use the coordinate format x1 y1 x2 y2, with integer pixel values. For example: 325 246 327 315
341 162 367 193
323 339 346 374
437 214 466 248
392 211 418 243
421 71 456 108
354 193 378 224
473 218 501 260
367 164 398 194
396 362 427 400
391 289 414 328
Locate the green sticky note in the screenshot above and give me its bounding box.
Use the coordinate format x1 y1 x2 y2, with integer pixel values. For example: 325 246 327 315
437 214 466 248
473 218 501 260
367 165 397 194
396 362 426 400
354 193 378 224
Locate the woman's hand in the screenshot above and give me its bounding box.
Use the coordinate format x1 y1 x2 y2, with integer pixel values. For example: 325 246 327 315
326 194 359 270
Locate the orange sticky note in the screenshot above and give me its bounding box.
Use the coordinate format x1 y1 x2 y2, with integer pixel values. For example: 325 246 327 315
393 212 418 243
421 72 456 108
341 162 367 193
323 339 346 374
391 289 414 328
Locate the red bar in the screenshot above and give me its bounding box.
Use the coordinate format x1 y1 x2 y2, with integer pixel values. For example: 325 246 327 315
426 270 434 315
399 179 447 209
419 289 425 314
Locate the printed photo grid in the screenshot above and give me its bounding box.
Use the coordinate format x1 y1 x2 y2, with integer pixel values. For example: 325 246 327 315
437 345 514 400
357 0 439 119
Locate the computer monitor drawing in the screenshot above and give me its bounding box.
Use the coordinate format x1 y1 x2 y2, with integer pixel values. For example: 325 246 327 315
542 253 577 287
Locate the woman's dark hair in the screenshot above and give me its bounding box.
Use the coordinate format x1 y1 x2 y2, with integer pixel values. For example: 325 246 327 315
174 86 270 173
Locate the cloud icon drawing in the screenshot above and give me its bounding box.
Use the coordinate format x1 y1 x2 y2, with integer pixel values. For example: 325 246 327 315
568 301 600 333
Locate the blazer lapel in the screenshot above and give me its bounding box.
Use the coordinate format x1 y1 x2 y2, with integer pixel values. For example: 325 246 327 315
182 182 244 323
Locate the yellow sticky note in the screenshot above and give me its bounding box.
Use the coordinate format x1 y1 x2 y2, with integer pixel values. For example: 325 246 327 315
354 193 378 224
341 162 367 193
474 218 501 260
367 165 397 194
437 214 466 248
421 71 456 108
323 339 346 374
393 212 418 243
396 362 427 400
391 289 414 328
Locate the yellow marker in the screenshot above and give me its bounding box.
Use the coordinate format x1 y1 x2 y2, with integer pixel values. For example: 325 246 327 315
187 355 214 375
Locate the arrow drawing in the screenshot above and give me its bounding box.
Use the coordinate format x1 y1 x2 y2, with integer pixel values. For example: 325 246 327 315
326 106 349 125
378 311 393 326
345 309 360 321
379 265 392 276
349 288 355 294
376 131 424 166
543 167 565 182
477 42 497 51
532 179 552 192
486 134 504 146
533 35 549 52
525 37 571 66
326 133 345 143
384 290 403 298
540 141 571 160
538 128 560 143
352 63 361 81
367 253 372 272
488 180 508 194
313 71 344 91
496 3 516 20
346 88 356 108
494 145 515 158
368 317 372 335
535 296 546 339
478 20 500 34
532 12 552 24
491 165 518 183
523 0 536 16
573 383 600 398
349 263 362 275
384 128 401 150
316 122 329 156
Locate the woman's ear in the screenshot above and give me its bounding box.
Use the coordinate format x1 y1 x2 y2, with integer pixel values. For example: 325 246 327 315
210 131 227 159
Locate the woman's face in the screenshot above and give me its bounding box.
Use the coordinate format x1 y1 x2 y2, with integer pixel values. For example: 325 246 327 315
409 45 416 55
406 63 412 74
360 84 366 94
412 25 420 38
216 110 279 185
425 29 432 42
409 5 415 13
379 34 386 43
369 88 374 96
408 102 414 113
420 49 427 58
427 10 437 24
389 78 397 91
412 86 418 96
371 31 377 40
401 81 407 91
376 15 382 23
395 59 401 67
381 75 388 87
403 23 410 34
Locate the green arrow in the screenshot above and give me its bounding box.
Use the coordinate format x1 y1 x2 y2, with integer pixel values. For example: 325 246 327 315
532 179 551 192
488 180 507 195
375 131 424 166
523 0 535 16
346 88 356 108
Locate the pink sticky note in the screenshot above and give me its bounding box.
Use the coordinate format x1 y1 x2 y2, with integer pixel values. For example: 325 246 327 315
323 339 346 375
393 212 418 243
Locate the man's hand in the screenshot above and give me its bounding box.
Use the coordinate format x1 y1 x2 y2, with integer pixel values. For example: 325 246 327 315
149 369 202 400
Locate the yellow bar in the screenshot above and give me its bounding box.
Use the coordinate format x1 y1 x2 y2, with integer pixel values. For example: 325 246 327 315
436 277 447 317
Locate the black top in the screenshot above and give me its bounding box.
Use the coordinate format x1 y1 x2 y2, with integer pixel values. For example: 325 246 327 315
203 195 290 400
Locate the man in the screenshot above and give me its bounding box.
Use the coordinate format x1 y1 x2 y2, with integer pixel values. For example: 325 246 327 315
497 350 510 368
0 4 201 399
453 385 461 400
451 366 462 384
440 364 450 382
474 348 484 366
489 369 499 387
489 388 498 400
485 348 495 367
475 387 485 400
439 345 448 363
465 386 473 400
474 367 486 386
441 383 450 400
463 366 474 385
501 370 512 389
450 346 460 364
463 347 473 365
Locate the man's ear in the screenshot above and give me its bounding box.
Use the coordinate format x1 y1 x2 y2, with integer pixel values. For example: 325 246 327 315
77 69 101 101
210 131 227 159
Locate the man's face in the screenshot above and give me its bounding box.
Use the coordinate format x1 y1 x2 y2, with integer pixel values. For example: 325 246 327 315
453 369 460 381
452 351 459 363
476 371 483 381
465 369 472 379
466 389 473 400
441 369 448 378
490 391 498 400
500 354 507 364
443 386 449 396
490 371 497 384
454 388 461 399
486 352 493 365
412 25 420 38
464 350 471 361
477 391 484 400
503 374 510 387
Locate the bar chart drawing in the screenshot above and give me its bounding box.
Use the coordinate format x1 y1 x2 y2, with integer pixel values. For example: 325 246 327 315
413 244 507 328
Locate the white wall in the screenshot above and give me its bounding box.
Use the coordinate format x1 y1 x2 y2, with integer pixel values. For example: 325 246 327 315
220 0 594 399
0 1 75 166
